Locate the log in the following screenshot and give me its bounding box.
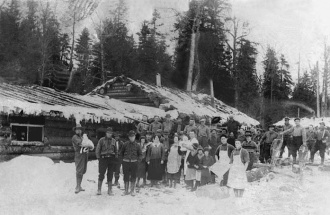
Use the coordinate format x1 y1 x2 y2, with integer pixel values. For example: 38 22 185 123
124 116 149 125
246 167 271 182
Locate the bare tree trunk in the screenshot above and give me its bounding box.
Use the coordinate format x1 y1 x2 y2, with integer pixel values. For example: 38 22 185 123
210 78 215 107
100 35 106 83
187 32 196 92
322 44 328 117
66 14 76 91
317 61 320 117
192 30 200 92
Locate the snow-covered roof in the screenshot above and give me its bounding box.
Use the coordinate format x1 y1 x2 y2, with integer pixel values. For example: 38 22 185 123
0 83 166 123
275 117 330 128
90 76 260 126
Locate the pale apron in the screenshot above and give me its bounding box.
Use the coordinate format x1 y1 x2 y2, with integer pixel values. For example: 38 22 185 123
209 147 231 180
227 150 248 189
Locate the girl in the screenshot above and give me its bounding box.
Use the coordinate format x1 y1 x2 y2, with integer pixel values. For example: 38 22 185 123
185 143 199 190
227 140 249 197
192 146 204 191
146 135 165 187
136 136 151 188
200 147 215 186
167 135 182 188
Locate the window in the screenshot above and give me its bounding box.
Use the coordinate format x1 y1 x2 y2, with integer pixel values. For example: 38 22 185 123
11 124 44 142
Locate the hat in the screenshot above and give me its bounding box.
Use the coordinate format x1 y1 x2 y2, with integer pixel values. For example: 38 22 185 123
128 130 136 137
320 122 326 126
197 146 203 152
114 132 120 137
165 113 171 118
268 125 275 129
146 131 153 135
192 143 199 150
178 131 184 135
140 135 146 140
203 147 210 152
211 117 221 124
200 118 206 122
106 127 113 133
284 117 290 121
73 124 83 131
294 118 300 121
221 128 228 132
211 128 218 132
163 130 169 135
229 115 234 119
245 131 252 137
156 129 162 134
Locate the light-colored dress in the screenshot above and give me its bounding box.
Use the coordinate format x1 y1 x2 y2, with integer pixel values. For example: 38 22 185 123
227 150 248 189
183 138 198 175
167 144 181 174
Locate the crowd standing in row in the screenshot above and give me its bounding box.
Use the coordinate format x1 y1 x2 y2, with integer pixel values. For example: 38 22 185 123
71 115 329 198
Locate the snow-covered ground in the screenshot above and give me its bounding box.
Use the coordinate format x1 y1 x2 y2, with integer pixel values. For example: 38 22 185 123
1 155 330 215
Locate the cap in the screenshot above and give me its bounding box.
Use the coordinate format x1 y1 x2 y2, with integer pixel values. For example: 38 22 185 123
165 113 171 118
106 127 113 133
211 117 221 124
268 125 275 128
200 118 206 122
192 143 199 150
163 130 169 135
146 131 153 135
320 122 326 126
203 147 210 152
284 117 290 121
128 130 136 137
220 134 227 139
197 146 203 151
140 136 146 140
229 115 234 119
211 128 218 132
156 129 162 134
245 131 252 137
73 124 83 131
114 132 120 137
294 118 301 121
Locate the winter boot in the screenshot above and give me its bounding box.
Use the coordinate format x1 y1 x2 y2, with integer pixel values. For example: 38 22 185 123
130 181 136 196
173 180 177 189
97 180 102 195
293 157 297 164
79 175 85 192
136 179 140 188
321 157 325 166
108 182 114 196
75 175 81 194
169 179 173 188
191 181 199 192
122 182 129 196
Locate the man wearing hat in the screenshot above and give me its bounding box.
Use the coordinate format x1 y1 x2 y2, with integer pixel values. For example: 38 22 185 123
281 118 307 164
222 115 241 138
242 131 258 170
279 117 293 158
72 124 88 194
184 118 197 135
260 125 278 163
163 113 174 135
95 127 118 195
197 118 210 149
149 116 163 134
137 115 150 137
173 117 185 134
310 122 330 165
121 130 142 196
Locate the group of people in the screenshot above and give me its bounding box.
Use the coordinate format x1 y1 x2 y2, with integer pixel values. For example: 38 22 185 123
71 115 329 198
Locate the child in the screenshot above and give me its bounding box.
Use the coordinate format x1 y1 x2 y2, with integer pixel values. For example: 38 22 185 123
167 134 182 188
200 147 215 186
192 146 204 191
185 143 199 190
136 136 151 188
227 140 249 197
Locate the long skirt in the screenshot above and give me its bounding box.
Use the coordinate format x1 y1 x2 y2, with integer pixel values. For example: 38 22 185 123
75 152 88 177
147 158 163 181
137 160 147 178
185 167 196 181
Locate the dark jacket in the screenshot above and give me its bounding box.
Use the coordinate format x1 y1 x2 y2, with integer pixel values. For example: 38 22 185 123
121 140 142 162
173 122 185 134
209 135 220 156
261 131 278 144
222 120 241 136
242 140 258 153
96 137 117 159
187 152 199 169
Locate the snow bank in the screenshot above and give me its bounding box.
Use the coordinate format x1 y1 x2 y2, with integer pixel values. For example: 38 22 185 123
275 117 330 128
1 155 330 215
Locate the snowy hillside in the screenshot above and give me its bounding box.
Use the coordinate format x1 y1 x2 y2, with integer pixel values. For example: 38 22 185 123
275 117 330 128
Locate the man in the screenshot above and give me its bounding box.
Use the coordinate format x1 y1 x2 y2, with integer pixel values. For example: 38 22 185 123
213 134 235 186
281 118 307 164
260 125 278 163
197 118 210 148
237 128 246 142
184 119 198 135
208 128 220 183
306 125 317 162
149 116 163 134
137 115 150 137
146 130 153 143
227 132 236 147
96 127 117 195
242 131 258 170
173 117 185 134
121 130 142 196
163 114 174 134
279 117 293 158
222 115 241 138
310 122 330 165
72 124 89 194
113 132 124 188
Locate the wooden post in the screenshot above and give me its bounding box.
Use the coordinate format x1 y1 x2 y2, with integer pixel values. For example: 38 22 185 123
156 73 161 87
210 78 214 107
298 107 300 118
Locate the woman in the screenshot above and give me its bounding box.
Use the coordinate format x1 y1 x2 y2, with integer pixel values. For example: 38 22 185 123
227 140 249 197
200 147 215 186
146 135 165 187
192 146 204 191
167 135 182 188
185 143 199 190
136 136 151 188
